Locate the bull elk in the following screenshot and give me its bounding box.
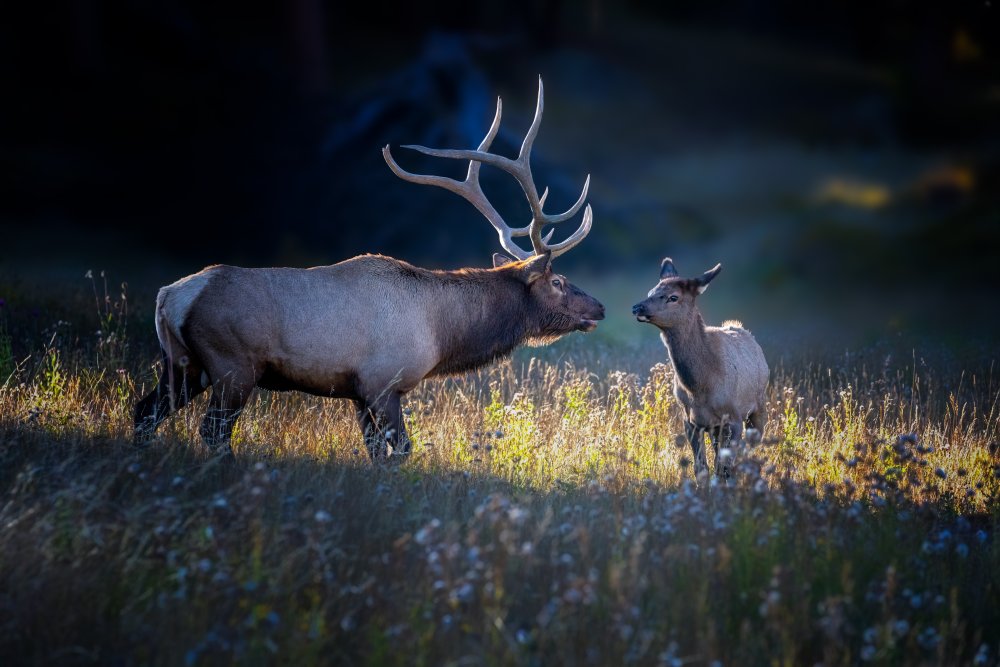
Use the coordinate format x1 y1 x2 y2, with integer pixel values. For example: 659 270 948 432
134 79 604 459
632 258 768 479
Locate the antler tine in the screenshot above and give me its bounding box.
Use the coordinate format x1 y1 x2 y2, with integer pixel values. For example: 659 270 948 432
545 174 590 223
544 204 592 258
384 77 593 260
383 148 533 261
383 93 537 261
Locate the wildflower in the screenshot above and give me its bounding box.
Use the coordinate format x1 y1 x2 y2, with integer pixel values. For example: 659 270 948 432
508 506 529 523
955 543 969 558
451 582 475 604
860 645 877 661
917 627 940 650
934 467 947 480
314 510 332 523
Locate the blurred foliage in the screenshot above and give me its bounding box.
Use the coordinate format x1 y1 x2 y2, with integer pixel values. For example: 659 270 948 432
2 0 998 349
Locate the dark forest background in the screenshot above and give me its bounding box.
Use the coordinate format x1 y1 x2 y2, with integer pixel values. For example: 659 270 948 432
2 0 999 355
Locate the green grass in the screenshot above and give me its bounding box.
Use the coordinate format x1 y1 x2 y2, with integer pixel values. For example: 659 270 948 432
0 278 997 666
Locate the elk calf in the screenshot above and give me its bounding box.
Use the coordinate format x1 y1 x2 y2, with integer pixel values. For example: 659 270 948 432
632 258 768 478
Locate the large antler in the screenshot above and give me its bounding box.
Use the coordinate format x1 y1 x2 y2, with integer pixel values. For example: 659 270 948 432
382 77 592 261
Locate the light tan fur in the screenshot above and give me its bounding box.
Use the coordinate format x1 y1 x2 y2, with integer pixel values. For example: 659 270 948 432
634 259 768 478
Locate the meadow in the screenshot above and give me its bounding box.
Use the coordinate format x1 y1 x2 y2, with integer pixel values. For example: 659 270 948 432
0 275 997 666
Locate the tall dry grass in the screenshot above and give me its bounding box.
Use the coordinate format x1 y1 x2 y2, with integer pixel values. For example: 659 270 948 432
0 276 997 665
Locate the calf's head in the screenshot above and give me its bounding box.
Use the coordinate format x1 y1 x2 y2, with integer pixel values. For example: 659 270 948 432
495 252 605 339
632 257 721 329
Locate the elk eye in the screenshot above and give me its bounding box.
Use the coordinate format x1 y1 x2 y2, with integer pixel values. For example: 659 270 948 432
668 295 679 302
551 279 562 288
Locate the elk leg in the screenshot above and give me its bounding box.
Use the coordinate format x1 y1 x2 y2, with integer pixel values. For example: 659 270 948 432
353 399 382 459
133 351 207 444
715 422 743 480
746 409 767 438
357 392 410 461
385 392 411 457
709 425 722 477
199 372 254 452
684 421 709 476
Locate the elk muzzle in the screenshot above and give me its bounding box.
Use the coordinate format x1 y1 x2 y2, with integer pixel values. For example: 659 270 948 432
576 293 605 332
632 301 651 322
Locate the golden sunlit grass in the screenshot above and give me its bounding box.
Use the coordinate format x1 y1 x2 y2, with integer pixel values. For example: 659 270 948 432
0 279 998 665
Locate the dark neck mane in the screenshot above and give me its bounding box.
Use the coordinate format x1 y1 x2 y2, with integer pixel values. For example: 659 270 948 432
417 266 534 376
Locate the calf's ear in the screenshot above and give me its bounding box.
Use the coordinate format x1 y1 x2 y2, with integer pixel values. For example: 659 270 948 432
660 257 678 279
696 263 722 294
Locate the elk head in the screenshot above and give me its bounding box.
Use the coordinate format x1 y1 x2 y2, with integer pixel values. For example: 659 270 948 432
383 77 604 337
492 251 604 341
632 258 722 330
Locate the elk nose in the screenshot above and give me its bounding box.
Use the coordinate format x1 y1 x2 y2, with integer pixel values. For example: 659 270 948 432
632 303 646 316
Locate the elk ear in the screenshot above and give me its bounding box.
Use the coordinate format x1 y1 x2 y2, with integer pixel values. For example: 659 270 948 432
493 253 517 268
696 263 722 294
660 257 678 279
519 252 552 284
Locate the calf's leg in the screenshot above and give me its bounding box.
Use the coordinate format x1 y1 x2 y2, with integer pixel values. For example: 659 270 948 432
684 421 709 477
746 408 767 440
714 421 743 480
